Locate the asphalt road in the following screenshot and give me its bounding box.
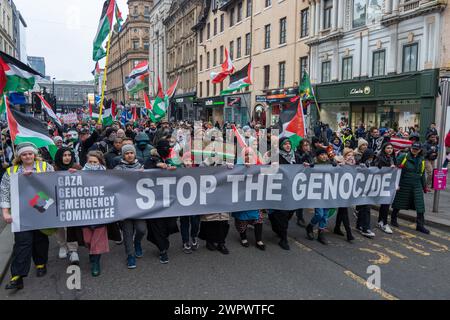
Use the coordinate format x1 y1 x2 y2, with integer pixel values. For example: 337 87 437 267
1 210 450 300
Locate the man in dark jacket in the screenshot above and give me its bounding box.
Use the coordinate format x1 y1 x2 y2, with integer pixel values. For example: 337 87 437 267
105 137 123 169
366 127 389 155
89 127 117 155
134 132 154 163
423 133 439 188
78 125 102 166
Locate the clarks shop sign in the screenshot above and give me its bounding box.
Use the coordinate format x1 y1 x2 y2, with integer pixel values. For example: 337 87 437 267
349 86 372 96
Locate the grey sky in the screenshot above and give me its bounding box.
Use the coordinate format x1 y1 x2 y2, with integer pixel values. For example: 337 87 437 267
14 0 129 81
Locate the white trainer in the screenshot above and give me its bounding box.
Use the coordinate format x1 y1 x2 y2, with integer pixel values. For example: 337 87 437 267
58 246 68 259
382 224 393 234
68 251 80 265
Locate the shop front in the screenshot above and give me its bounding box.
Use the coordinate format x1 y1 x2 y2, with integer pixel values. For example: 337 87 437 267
169 92 196 122
223 93 251 126
196 96 225 125
315 70 439 137
256 87 299 127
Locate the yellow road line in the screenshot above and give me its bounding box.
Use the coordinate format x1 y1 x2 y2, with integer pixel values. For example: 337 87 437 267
383 237 430 256
344 270 399 300
359 248 391 265
291 238 312 252
396 229 449 252
371 243 407 259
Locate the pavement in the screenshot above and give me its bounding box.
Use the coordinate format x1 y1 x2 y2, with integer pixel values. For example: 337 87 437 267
1 210 450 300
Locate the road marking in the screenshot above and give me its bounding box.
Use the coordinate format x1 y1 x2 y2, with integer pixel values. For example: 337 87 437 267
395 229 449 252
344 270 399 300
359 248 391 265
383 237 430 256
289 237 313 252
370 243 407 259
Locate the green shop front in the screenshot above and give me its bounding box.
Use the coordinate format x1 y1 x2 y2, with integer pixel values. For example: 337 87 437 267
315 70 439 137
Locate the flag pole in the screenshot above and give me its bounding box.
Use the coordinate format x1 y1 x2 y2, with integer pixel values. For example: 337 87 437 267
98 31 113 124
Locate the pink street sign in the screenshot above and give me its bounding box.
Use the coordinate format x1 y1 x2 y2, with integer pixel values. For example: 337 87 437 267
433 169 448 191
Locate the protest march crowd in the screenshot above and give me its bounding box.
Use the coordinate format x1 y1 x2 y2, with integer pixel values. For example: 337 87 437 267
1 116 449 291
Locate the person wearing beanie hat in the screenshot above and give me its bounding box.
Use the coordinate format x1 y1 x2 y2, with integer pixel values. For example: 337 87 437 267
114 143 145 269
354 138 369 163
53 136 64 149
1 142 55 290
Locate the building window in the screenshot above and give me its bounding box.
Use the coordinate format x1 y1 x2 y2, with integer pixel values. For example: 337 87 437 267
247 0 252 17
300 8 309 38
200 55 203 71
265 0 272 8
144 6 150 17
213 49 217 66
206 80 210 97
143 41 149 50
214 18 217 36
264 24 271 49
230 7 235 27
237 2 243 22
237 37 242 58
245 33 251 56
279 61 286 88
403 43 418 73
207 52 211 69
372 50 385 76
300 56 308 80
213 83 217 96
353 0 367 28
199 29 203 43
279 17 287 45
230 41 234 60
207 23 211 39
199 82 203 97
220 14 225 32
324 0 332 29
322 61 331 82
264 65 270 89
133 6 138 16
132 40 139 49
220 45 224 62
342 57 353 80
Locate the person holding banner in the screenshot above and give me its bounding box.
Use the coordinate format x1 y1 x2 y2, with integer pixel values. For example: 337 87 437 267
392 142 430 234
305 149 337 245
81 151 121 276
53 147 82 265
232 147 266 251
144 138 180 264
295 139 315 228
114 144 147 269
269 137 300 250
1 142 54 290
374 143 397 233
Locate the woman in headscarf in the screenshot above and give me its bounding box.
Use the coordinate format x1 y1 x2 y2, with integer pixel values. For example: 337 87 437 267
268 137 300 250
53 147 82 265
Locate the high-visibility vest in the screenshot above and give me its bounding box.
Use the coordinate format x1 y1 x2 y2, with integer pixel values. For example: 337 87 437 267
400 155 425 175
6 161 48 176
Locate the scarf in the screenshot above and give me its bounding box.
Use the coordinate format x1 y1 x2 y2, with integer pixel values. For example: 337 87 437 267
280 149 295 164
82 163 106 171
119 159 142 169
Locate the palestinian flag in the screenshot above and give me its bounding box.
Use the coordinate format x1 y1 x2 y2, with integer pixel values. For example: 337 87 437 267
5 97 57 158
101 99 115 126
29 192 54 213
0 95 6 114
114 2 123 32
89 101 100 120
231 124 263 165
279 99 306 150
151 77 168 122
210 48 234 84
144 93 157 122
93 0 116 61
36 94 62 127
0 51 42 95
166 76 179 99
125 73 148 94
221 63 252 95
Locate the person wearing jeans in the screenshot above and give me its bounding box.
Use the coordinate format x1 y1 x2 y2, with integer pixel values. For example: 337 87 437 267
306 208 329 245
114 144 147 269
